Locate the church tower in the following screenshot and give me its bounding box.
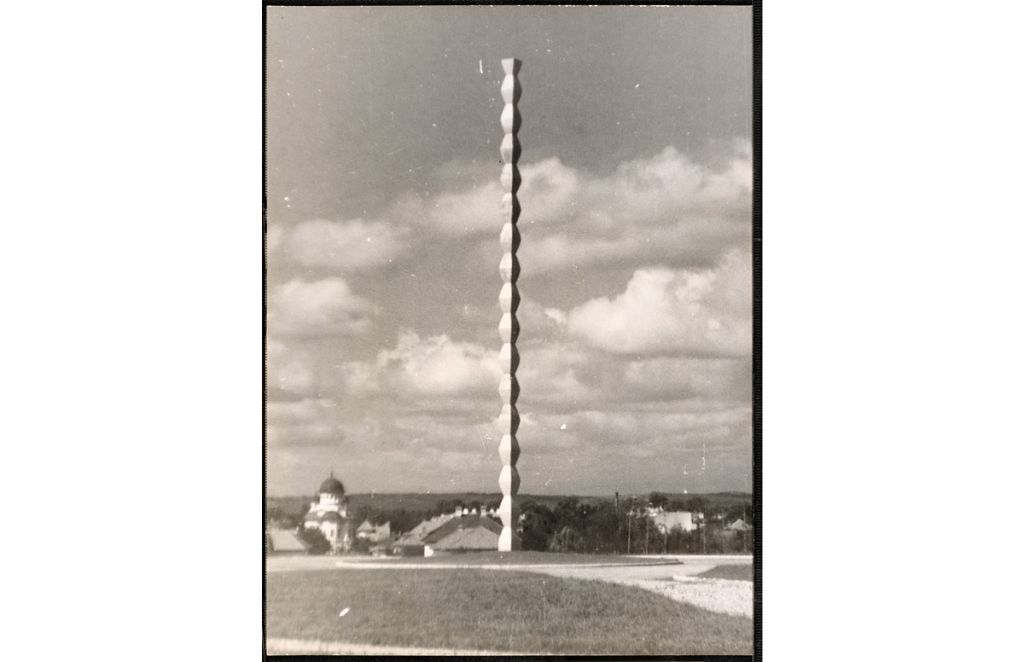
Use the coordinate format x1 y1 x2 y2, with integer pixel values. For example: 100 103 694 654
302 472 353 552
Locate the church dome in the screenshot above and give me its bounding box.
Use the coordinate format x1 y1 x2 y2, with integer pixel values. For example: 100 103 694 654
319 475 345 496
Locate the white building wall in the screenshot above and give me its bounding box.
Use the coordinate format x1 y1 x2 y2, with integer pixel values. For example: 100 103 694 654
654 511 697 533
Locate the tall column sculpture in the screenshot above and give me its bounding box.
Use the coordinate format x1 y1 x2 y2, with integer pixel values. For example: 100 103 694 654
497 57 521 552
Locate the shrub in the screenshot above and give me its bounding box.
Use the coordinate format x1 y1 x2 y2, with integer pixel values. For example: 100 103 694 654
296 526 331 554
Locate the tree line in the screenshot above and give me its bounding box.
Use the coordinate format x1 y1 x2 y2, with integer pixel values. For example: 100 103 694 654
519 495 752 555
275 493 753 555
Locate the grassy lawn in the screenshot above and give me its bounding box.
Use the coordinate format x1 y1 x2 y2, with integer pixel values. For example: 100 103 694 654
368 551 682 566
266 568 752 655
697 564 754 581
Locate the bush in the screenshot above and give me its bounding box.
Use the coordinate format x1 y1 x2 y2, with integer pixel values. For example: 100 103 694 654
520 502 556 551
296 526 331 554
548 525 585 553
349 537 372 555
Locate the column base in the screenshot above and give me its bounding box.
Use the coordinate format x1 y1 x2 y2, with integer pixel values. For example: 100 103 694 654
497 526 521 551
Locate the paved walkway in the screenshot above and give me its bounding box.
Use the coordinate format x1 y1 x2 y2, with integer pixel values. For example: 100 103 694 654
331 559 686 571
530 556 748 582
641 576 753 618
266 553 751 574
520 559 753 618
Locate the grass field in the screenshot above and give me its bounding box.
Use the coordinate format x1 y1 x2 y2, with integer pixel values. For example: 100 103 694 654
697 564 754 581
266 568 752 655
351 551 682 566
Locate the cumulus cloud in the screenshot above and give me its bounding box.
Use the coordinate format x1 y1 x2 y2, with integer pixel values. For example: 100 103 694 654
516 341 594 410
518 157 582 225
426 181 504 236
526 215 747 274
544 307 567 326
591 144 751 224
344 331 500 399
377 332 499 397
620 356 752 403
704 138 753 198
570 407 750 446
515 405 752 467
450 142 752 274
567 249 752 356
270 143 750 282
266 421 340 447
513 295 572 340
267 397 334 425
266 336 318 397
515 337 749 415
267 276 374 337
416 143 749 241
525 143 751 273
266 397 346 448
280 218 408 271
266 224 285 253
263 141 753 494
392 157 579 236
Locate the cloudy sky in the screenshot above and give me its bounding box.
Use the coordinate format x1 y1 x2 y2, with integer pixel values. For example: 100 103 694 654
266 6 753 497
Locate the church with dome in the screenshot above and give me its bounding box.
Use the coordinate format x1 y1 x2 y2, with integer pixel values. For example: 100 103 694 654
302 473 353 552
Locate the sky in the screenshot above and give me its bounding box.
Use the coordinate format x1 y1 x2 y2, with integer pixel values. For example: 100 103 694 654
266 5 753 497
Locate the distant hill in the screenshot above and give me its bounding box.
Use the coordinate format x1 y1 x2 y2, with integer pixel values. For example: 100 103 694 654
267 491 752 520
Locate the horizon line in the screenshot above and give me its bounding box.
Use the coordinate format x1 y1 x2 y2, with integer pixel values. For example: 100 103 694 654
267 490 754 499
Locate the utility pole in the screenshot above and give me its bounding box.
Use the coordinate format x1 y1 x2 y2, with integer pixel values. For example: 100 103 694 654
701 441 707 554
626 497 636 554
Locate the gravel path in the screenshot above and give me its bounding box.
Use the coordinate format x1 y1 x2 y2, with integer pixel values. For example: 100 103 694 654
332 560 683 571
530 563 753 618
629 577 753 618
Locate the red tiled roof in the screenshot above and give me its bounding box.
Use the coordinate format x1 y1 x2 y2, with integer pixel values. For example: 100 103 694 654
431 526 499 551
267 528 308 552
395 514 455 544
422 515 502 545
726 519 752 531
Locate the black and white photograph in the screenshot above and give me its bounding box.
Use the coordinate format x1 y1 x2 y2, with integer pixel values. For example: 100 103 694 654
264 3 756 657
11 2 1024 661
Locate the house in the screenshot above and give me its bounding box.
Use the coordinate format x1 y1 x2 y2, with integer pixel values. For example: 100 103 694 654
355 520 392 543
266 528 309 555
390 513 456 556
452 505 499 518
726 518 752 532
652 510 699 533
391 508 502 557
421 514 502 557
